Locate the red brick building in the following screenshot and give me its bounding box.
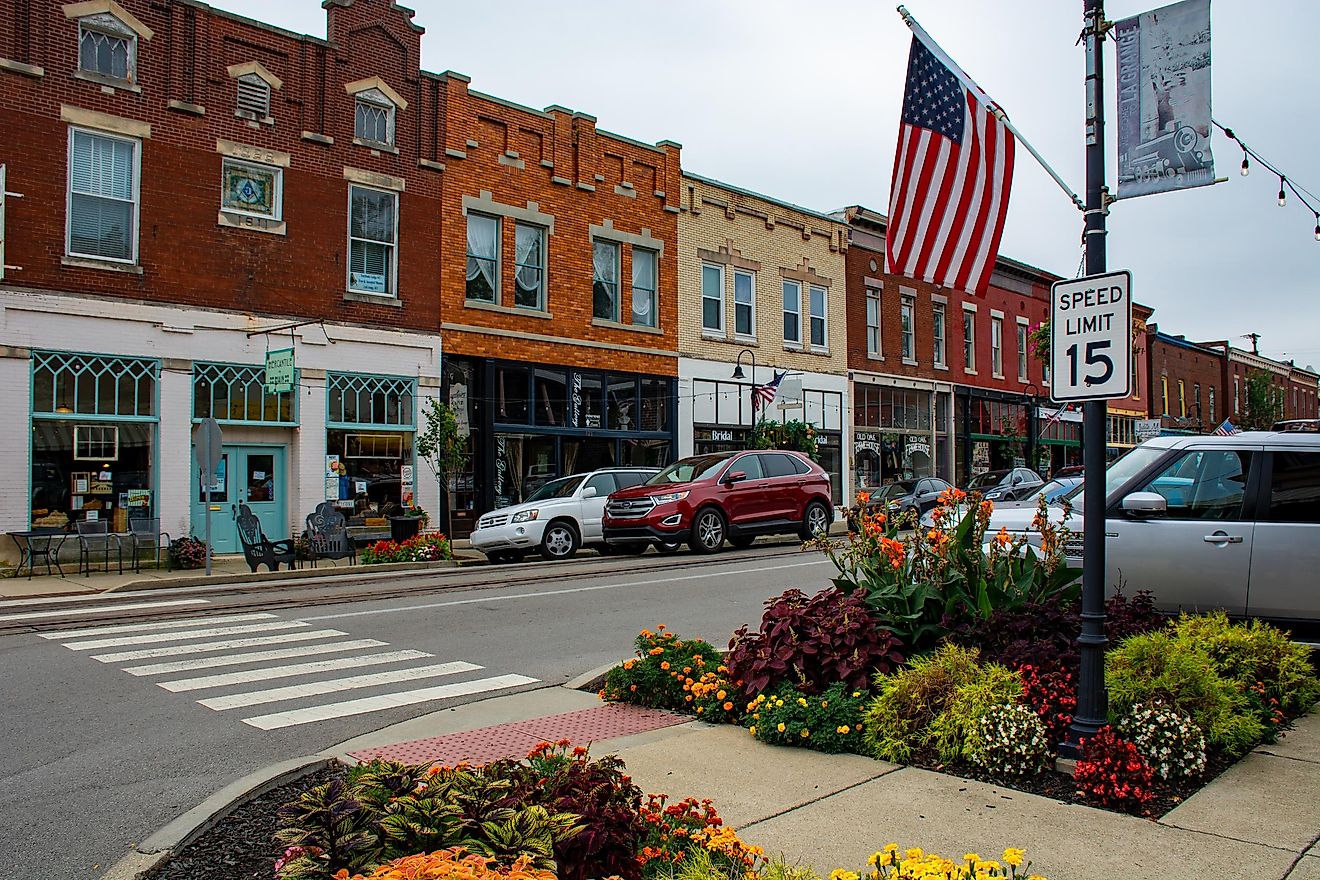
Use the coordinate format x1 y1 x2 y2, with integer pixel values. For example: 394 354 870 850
1145 328 1227 433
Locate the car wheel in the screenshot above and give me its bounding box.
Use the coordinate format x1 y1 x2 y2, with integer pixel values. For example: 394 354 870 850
655 541 680 555
485 550 511 564
800 501 830 540
729 535 756 549
539 521 580 561
689 508 726 554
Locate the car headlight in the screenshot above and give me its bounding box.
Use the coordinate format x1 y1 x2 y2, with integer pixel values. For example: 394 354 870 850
511 509 539 523
984 490 1003 500
651 491 689 505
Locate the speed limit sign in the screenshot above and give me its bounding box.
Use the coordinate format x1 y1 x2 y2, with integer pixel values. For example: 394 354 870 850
1049 270 1132 402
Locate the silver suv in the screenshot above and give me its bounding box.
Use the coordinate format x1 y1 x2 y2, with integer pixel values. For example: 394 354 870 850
988 431 1320 623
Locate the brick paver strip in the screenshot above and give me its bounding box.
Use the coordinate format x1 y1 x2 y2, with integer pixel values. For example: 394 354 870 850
348 703 689 765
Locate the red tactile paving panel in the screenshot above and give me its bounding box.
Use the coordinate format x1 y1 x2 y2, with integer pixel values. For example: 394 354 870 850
348 704 688 766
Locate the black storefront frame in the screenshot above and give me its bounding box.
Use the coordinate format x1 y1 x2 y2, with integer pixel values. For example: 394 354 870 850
444 355 677 522
956 386 1039 486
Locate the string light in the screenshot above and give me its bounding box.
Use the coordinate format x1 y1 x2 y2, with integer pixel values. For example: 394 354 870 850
1215 120 1320 242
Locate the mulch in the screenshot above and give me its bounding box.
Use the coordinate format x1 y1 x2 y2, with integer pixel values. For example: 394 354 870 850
152 763 345 880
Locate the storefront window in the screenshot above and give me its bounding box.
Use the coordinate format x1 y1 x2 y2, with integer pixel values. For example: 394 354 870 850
576 373 603 429
327 373 414 427
194 363 295 424
326 373 416 513
640 378 671 433
623 438 672 468
564 437 615 474
494 433 557 507
532 369 567 427
607 376 638 430
495 366 530 424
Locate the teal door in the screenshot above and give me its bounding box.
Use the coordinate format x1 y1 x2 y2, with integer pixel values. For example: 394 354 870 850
191 445 288 553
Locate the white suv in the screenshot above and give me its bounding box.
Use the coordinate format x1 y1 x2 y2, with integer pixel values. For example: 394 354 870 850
988 431 1320 624
470 467 659 563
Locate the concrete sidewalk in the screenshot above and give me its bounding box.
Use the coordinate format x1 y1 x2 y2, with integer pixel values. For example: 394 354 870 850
323 686 1320 880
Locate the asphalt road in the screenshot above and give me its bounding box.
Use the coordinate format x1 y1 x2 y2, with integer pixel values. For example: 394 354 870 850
0 545 836 878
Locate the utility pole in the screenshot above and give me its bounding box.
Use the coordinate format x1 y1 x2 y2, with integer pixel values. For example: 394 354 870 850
1063 0 1111 759
1243 332 1261 355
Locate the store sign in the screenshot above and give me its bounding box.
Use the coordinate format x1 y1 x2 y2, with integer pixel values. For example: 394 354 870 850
905 441 931 458
264 347 295 394
1135 418 1163 441
854 431 881 452
350 271 387 294
401 464 415 507
571 374 583 428
449 380 470 438
710 429 734 442
1050 271 1132 403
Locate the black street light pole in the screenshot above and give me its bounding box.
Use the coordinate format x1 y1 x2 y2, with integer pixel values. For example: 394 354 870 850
731 349 760 424
1063 0 1111 758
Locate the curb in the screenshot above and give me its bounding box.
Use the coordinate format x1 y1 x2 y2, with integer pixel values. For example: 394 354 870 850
564 660 625 693
99 755 331 879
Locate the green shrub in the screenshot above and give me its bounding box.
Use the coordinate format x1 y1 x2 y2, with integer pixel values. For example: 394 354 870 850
746 682 868 754
862 644 1022 765
1170 613 1320 719
1105 629 1264 756
600 627 722 711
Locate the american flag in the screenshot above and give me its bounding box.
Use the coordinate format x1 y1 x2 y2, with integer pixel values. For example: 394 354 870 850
1212 419 1240 436
886 35 1015 296
751 371 785 411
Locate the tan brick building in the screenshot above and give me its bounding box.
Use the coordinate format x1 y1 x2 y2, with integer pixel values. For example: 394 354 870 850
675 173 850 505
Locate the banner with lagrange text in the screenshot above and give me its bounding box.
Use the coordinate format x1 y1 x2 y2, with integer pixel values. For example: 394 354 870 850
1115 0 1215 199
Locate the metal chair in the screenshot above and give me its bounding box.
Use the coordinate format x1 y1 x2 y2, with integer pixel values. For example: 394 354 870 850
127 517 172 573
235 505 296 573
75 520 122 575
304 502 356 568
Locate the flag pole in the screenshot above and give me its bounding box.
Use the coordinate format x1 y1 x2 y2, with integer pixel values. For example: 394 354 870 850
896 5 1086 212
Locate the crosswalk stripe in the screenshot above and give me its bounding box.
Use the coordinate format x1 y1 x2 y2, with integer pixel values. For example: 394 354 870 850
241 674 540 730
198 661 484 711
40 613 276 640
0 598 208 623
93 630 351 663
157 650 433 692
121 638 387 676
63 621 308 651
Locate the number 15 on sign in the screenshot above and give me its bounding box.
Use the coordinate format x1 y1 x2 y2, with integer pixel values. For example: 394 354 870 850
1049 270 1132 403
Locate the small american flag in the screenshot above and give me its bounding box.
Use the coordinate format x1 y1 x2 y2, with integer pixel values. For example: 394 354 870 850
752 371 785 411
1212 419 1240 436
886 35 1015 296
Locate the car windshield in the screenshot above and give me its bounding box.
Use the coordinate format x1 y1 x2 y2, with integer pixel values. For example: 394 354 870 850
1037 479 1074 502
524 475 585 502
968 471 1008 489
1061 446 1168 503
646 454 731 485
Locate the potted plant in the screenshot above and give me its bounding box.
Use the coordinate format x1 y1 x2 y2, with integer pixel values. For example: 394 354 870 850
389 505 428 542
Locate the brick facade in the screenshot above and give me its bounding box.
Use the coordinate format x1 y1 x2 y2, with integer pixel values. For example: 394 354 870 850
1145 328 1226 431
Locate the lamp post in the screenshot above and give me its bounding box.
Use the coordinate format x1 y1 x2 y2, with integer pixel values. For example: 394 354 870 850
1024 382 1042 473
731 349 760 424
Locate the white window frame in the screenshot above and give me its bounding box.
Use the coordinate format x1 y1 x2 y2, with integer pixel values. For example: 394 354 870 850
733 269 756 339
1016 319 1029 383
73 424 119 461
66 127 140 264
991 316 1004 377
865 287 882 358
962 307 977 374
782 279 802 346
513 221 546 311
808 285 828 351
354 91 396 147
346 184 398 298
220 157 283 221
900 295 916 363
78 14 137 84
932 302 947 367
701 263 725 335
631 247 658 328
465 212 501 304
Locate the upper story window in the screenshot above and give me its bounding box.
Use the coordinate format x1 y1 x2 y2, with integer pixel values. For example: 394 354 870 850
355 92 394 145
991 317 1004 377
865 288 881 357
465 213 500 304
733 270 755 338
221 159 281 220
808 285 827 350
347 185 397 297
1016 322 1029 382
592 240 620 322
514 223 546 310
963 308 977 373
782 280 801 345
631 249 657 328
702 264 725 334
900 295 916 362
1209 387 1216 423
67 128 139 263
78 13 136 82
932 303 947 367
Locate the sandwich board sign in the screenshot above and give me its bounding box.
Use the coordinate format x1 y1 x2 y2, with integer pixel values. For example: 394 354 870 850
1050 271 1133 403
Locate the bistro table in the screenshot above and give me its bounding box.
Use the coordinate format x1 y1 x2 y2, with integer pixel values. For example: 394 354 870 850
8 529 70 579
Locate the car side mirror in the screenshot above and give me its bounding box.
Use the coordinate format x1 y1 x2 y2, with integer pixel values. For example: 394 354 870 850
1121 492 1167 519
581 487 598 499
724 470 747 484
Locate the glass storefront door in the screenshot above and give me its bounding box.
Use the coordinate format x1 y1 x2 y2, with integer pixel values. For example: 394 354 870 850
191 445 287 553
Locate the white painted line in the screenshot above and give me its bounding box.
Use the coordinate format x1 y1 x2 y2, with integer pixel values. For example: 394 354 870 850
198 661 483 710
39 613 277 640
0 598 208 623
241 673 539 730
298 558 832 623
157 650 433 692
120 638 387 676
93 630 351 663
62 621 308 651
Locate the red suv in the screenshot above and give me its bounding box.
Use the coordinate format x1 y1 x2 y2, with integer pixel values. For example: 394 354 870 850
602 450 833 554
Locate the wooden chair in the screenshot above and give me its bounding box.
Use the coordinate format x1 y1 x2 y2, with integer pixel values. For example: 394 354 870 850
235 504 296 573
304 502 356 567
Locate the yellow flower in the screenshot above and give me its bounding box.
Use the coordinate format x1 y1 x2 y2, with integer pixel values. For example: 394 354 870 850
964 853 982 863
867 853 880 867
777 723 786 733
883 845 899 853
800 728 810 738
798 697 808 707
878 852 893 867
1003 848 1025 868
905 848 924 861
748 726 757 736
821 700 829 707
853 691 862 698
829 870 859 880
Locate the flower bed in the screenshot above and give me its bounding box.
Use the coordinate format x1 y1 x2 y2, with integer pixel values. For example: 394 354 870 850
600 491 1320 819
360 533 452 564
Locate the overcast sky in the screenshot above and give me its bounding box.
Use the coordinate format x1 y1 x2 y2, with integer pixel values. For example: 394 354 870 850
214 0 1318 368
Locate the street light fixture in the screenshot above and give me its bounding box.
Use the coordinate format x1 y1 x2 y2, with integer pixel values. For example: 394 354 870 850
731 348 757 383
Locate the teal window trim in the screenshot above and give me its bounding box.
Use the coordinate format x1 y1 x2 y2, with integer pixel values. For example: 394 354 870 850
326 371 416 430
192 361 299 426
31 350 159 420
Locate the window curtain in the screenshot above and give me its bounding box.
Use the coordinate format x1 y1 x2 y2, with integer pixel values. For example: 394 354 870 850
466 216 498 287
69 131 134 260
593 241 618 320
514 225 542 304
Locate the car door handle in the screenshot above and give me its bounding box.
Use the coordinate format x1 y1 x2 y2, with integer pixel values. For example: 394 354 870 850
1203 533 1244 544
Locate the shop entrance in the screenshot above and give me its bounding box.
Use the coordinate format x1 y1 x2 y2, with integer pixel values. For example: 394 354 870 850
191 444 287 554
